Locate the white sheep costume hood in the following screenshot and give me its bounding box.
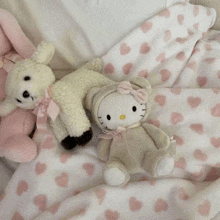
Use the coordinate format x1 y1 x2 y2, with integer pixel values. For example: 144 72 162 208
85 77 152 129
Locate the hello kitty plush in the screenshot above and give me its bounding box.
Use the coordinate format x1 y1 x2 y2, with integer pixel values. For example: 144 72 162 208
85 77 176 186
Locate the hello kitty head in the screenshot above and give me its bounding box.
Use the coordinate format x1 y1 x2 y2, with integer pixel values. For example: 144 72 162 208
85 77 152 130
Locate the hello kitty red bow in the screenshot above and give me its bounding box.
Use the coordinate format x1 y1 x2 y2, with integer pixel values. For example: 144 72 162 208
117 81 147 104
33 87 60 131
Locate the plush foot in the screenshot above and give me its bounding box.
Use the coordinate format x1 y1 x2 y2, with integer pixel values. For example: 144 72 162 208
156 156 175 176
2 135 37 163
104 167 128 186
61 128 93 150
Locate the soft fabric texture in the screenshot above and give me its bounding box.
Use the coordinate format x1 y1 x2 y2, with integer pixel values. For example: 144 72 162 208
0 0 186 80
85 77 175 186
0 9 37 165
191 0 220 30
2 2 220 220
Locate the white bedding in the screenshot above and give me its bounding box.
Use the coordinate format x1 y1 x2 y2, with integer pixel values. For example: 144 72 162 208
2 2 220 220
0 0 185 193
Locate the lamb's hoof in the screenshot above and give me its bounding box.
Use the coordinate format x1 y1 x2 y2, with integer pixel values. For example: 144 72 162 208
75 128 93 146
61 136 77 150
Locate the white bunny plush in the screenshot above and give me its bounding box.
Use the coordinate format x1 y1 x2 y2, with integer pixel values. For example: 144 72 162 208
86 77 176 186
0 41 112 149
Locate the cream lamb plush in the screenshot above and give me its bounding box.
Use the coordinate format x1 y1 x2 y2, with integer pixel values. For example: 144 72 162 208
86 77 176 186
0 41 112 149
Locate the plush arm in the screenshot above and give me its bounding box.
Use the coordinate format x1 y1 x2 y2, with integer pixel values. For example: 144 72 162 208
97 138 112 162
142 122 170 150
0 97 17 116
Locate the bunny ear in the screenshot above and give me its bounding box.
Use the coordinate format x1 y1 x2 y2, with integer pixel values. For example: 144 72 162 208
31 41 55 65
0 97 17 117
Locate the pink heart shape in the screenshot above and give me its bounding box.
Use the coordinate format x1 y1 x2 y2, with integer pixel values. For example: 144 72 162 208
141 21 153 33
198 200 211 216
105 63 115 74
159 9 170 18
205 44 212 51
187 96 201 108
178 188 189 200
55 172 69 187
156 53 166 63
204 58 215 64
12 212 24 220
82 163 94 176
176 51 185 61
154 94 166 106
176 38 187 44
171 112 184 125
211 103 220 117
120 43 130 55
138 70 148 79
210 137 220 148
49 203 61 214
177 14 184 25
122 63 133 74
197 77 207 87
190 124 204 135
187 61 197 70
194 149 207 161
34 194 47 211
17 180 28 196
164 30 171 42
173 135 184 146
35 162 47 175
129 197 143 211
140 42 151 54
175 157 186 169
95 188 106 205
193 5 199 17
154 198 169 213
59 152 73 164
105 210 120 220
170 88 182 95
160 69 171 82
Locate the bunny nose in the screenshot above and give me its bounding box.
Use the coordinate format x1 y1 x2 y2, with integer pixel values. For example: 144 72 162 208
120 115 126 120
23 90 30 98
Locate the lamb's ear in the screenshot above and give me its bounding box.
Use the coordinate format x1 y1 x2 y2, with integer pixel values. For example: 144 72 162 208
0 98 17 116
130 77 152 95
31 41 55 65
85 87 101 111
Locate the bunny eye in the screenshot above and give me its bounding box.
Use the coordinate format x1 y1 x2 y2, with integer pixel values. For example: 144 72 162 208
24 76 31 81
107 115 111 120
132 106 137 112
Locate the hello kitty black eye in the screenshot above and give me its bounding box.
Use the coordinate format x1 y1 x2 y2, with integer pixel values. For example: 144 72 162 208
132 106 137 112
24 76 31 81
107 115 111 120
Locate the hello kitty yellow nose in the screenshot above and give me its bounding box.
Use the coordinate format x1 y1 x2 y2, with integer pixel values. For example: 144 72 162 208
120 115 126 120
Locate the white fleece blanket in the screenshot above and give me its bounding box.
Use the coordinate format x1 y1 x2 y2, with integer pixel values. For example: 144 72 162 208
1 2 220 220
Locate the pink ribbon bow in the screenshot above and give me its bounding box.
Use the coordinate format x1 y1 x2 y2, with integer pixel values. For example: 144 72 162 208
117 81 148 104
0 51 23 72
99 126 126 140
33 89 60 148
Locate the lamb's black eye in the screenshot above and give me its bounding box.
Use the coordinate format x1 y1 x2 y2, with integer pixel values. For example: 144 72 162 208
132 106 137 112
107 115 111 120
24 76 31 81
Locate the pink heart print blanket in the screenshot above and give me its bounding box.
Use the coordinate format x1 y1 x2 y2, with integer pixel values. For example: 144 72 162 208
1 2 220 220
